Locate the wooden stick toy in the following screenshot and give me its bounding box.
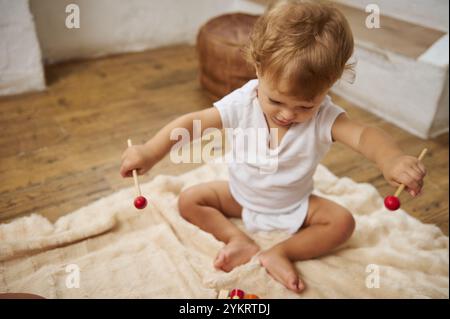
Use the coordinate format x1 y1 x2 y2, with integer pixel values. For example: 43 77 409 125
127 139 147 210
217 289 229 299
217 288 259 299
384 148 428 211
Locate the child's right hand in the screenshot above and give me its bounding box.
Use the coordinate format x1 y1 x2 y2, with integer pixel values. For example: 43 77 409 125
381 154 427 197
120 143 158 178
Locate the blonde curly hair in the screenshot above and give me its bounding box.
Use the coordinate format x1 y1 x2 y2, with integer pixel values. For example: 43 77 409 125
243 0 355 100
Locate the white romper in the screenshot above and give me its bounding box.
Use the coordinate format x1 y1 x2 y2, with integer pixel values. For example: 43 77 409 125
213 79 345 234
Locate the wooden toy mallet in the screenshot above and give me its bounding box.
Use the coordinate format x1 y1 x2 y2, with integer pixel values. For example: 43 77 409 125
217 289 259 299
384 148 428 211
127 139 147 210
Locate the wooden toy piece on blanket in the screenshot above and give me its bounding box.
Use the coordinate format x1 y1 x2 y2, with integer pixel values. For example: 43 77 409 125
217 289 230 299
217 289 260 299
127 139 148 210
384 148 427 211
230 288 245 299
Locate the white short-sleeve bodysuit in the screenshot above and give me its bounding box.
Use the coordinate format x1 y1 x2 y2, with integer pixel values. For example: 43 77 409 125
213 79 344 234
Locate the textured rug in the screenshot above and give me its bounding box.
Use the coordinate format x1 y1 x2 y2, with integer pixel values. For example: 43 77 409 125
0 162 448 298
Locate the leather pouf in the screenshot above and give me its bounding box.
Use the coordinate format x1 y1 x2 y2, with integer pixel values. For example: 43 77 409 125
196 13 259 99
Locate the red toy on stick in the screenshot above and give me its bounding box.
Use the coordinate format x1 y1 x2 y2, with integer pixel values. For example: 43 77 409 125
217 288 260 299
384 148 427 211
128 139 147 210
230 289 245 299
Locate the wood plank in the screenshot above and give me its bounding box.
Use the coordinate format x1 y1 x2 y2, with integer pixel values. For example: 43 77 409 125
333 3 445 59
0 45 447 236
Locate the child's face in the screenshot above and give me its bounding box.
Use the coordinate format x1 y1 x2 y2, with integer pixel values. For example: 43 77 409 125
256 75 328 127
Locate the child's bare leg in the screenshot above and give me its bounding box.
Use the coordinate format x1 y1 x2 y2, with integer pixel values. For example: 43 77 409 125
259 195 355 293
178 181 259 272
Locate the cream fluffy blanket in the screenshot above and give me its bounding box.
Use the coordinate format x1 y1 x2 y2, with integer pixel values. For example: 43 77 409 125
0 162 448 298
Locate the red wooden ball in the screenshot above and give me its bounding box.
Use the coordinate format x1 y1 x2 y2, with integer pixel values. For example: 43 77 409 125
134 196 147 209
229 288 245 299
384 195 400 211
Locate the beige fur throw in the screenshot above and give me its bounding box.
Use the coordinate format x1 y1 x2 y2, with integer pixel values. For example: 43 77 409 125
0 162 448 298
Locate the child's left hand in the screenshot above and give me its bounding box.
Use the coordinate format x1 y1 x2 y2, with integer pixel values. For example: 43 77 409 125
381 154 427 197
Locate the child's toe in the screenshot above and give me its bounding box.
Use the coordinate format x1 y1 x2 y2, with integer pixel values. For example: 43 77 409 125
287 276 300 292
214 253 226 269
297 279 305 292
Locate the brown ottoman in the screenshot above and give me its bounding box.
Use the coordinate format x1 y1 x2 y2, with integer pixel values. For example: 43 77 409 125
196 13 259 99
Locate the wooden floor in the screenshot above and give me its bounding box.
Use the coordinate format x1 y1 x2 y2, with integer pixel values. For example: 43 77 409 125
0 44 448 235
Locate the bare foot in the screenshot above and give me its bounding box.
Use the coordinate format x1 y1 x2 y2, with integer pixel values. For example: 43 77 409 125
214 237 260 272
259 248 305 293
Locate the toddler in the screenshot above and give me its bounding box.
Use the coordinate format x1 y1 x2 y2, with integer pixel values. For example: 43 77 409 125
120 0 427 293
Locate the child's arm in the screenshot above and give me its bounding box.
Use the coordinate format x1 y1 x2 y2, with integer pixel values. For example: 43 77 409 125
331 113 427 197
120 107 222 177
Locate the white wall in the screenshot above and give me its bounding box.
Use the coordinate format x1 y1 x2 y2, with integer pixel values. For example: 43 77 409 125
28 0 450 63
29 0 257 64
0 0 45 96
332 43 449 139
419 34 449 137
429 69 449 137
